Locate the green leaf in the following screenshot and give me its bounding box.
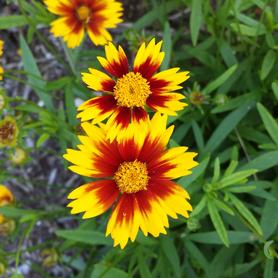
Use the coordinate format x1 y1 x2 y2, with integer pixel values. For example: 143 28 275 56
214 199 235 215
204 103 253 154
19 35 53 110
65 84 78 126
212 157 221 183
203 64 238 94
91 264 128 278
257 103 278 147
0 15 28 29
190 0 203 46
184 240 209 274
56 230 113 246
133 0 183 30
260 186 278 239
188 231 254 244
260 50 276 80
207 199 229 247
161 21 171 70
230 23 266 36
240 151 278 172
218 169 257 188
211 93 258 114
191 195 207 217
160 237 181 278
271 81 278 101
137 248 153 278
192 120 204 150
228 193 263 236
36 133 50 148
263 258 274 278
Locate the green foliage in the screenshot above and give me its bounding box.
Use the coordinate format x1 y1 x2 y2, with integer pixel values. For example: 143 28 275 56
1 0 278 277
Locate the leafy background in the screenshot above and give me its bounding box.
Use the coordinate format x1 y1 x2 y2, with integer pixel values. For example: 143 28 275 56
0 0 278 277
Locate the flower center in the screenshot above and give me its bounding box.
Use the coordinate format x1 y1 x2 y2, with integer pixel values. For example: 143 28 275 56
114 72 151 108
114 160 149 194
76 5 91 23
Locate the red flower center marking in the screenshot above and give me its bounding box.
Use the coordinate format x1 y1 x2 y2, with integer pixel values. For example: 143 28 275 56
114 72 151 108
76 5 91 24
114 160 149 194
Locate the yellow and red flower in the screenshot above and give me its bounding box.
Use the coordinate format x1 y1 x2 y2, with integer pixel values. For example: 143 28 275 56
64 113 198 249
44 0 123 48
79 39 190 141
0 40 4 80
0 185 14 224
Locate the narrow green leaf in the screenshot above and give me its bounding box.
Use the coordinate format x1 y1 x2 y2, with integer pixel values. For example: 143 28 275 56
160 237 181 278
184 240 209 274
137 248 153 278
190 0 203 46
65 84 78 126
229 193 263 236
219 169 257 188
207 199 229 247
260 186 278 239
260 50 276 80
192 120 204 150
240 151 278 172
214 199 235 215
230 23 266 36
263 259 274 278
203 64 238 95
161 21 171 70
133 0 182 30
188 231 254 244
91 264 128 278
0 15 28 29
204 103 253 154
56 230 113 246
19 35 53 110
271 81 278 101
257 103 278 147
191 196 207 217
212 157 221 183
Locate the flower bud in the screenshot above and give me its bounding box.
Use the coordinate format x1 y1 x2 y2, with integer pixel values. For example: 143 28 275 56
41 248 58 268
0 116 19 148
10 148 27 165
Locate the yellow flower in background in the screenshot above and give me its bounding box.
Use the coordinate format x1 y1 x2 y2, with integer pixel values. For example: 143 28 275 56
64 113 198 249
44 0 123 48
0 185 14 224
0 40 4 80
0 116 19 148
79 39 190 141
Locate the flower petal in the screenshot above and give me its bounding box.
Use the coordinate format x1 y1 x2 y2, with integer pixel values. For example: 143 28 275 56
97 42 129 78
133 39 165 79
150 68 190 93
147 92 187 116
77 95 117 123
68 180 119 218
106 107 131 141
82 68 115 92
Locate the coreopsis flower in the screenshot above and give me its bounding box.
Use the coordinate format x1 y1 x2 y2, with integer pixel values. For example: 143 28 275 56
0 185 14 224
0 40 4 80
44 0 123 48
64 113 198 249
0 116 18 148
79 39 189 141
